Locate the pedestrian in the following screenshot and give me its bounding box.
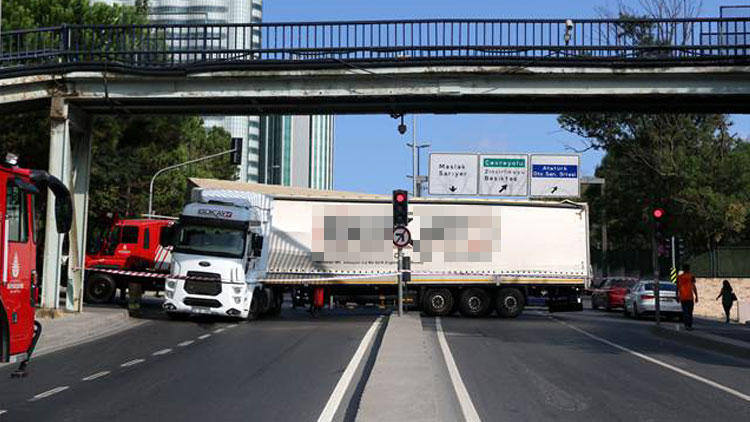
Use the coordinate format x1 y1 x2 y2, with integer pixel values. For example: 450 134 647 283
715 280 738 323
676 264 698 330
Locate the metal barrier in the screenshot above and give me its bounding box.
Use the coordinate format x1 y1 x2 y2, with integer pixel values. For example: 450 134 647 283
1 18 750 76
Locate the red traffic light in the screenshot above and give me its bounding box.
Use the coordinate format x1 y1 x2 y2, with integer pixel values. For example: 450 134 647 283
395 192 407 203
652 208 665 219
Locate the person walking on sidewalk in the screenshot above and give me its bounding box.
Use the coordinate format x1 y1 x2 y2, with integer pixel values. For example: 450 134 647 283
715 280 737 323
677 264 698 330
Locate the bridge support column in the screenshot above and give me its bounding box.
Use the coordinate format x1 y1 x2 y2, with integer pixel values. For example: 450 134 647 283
41 98 92 313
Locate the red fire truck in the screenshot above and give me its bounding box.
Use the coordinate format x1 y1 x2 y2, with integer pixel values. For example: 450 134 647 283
1 152 71 376
85 218 173 304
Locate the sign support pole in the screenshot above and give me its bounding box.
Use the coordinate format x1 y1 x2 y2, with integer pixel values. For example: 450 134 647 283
397 247 403 317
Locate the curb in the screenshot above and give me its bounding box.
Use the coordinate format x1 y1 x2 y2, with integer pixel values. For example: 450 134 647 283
32 309 145 358
650 325 750 361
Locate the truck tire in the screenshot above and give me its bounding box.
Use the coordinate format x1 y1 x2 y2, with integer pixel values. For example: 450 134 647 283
267 291 283 316
422 288 454 317
127 282 143 318
246 290 260 321
458 288 492 318
496 288 525 318
84 273 117 304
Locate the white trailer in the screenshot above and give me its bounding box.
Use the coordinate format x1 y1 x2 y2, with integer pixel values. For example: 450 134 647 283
166 179 590 319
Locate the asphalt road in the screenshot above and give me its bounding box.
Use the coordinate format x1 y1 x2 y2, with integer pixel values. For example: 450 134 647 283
0 305 383 422
441 309 750 422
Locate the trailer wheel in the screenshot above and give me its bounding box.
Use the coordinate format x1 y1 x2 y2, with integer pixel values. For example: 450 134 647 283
422 288 454 317
458 288 492 318
496 288 525 318
84 273 116 304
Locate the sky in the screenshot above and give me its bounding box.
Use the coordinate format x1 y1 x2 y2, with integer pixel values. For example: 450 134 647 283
263 1 750 195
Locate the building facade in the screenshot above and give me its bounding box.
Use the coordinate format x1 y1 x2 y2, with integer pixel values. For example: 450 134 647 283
258 115 334 190
95 0 334 189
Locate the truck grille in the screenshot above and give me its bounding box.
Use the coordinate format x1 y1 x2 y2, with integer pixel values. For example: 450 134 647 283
183 297 222 308
184 271 222 296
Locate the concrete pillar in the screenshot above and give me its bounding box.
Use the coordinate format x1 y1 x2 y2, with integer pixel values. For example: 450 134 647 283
41 97 91 312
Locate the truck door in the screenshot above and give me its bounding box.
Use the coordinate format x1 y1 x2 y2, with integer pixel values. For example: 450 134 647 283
2 179 35 355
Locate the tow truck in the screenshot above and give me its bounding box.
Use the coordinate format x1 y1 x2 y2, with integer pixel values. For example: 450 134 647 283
85 217 173 304
1 152 72 376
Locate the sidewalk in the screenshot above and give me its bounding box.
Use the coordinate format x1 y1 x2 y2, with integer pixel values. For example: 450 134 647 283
1 306 144 367
652 316 750 360
357 313 461 422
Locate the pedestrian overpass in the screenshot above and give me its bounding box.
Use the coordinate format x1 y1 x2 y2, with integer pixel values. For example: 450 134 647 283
1 17 749 311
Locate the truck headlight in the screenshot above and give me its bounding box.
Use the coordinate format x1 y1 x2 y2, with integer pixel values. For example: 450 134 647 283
166 291 174 299
233 286 242 294
167 280 176 290
234 297 241 304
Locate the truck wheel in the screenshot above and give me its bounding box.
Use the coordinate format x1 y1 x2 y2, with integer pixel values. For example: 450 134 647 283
422 288 454 317
496 288 525 318
246 291 260 321
84 273 116 304
267 292 283 316
458 288 492 318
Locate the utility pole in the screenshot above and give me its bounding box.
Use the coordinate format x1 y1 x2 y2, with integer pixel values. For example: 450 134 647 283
407 115 430 197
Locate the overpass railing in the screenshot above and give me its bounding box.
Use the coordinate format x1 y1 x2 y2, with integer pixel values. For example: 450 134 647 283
1 18 749 76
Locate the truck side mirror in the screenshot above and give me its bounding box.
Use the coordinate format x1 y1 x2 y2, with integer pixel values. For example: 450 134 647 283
251 233 263 257
159 226 176 247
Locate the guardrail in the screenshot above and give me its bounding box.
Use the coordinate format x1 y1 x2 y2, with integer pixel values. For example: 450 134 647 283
1 18 749 76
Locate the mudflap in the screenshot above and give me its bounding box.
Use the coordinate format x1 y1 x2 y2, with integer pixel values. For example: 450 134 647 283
11 320 42 378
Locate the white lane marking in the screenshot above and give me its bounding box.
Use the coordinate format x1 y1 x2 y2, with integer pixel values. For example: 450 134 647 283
436 317 482 422
197 334 211 340
213 328 225 334
226 324 237 329
177 340 194 347
81 371 110 381
0 409 7 415
120 358 145 367
553 317 750 403
317 315 384 422
29 386 69 402
153 348 172 356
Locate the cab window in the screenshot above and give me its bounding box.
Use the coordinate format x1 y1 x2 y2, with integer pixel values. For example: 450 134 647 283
5 181 29 243
121 226 139 244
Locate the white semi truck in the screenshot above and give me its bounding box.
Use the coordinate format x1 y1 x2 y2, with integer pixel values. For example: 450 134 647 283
161 179 590 319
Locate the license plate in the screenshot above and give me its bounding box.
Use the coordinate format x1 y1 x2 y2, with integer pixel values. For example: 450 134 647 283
191 306 211 314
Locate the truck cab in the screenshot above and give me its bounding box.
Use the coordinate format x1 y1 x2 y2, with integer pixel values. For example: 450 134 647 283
162 194 280 320
85 218 173 303
1 152 71 367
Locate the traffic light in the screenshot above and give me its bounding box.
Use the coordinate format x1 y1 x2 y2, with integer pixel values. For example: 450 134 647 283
393 189 409 228
677 237 689 261
230 137 243 165
651 207 666 236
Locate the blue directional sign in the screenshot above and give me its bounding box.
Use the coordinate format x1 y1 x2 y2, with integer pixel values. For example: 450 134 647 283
531 165 578 178
530 155 580 198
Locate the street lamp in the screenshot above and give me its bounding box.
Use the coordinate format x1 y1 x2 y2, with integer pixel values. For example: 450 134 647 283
148 148 235 217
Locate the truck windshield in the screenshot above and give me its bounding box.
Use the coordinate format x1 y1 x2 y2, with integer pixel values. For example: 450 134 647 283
173 224 246 258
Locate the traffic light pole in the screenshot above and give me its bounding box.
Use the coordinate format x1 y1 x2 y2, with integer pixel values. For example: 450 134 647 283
652 230 661 325
397 247 403 317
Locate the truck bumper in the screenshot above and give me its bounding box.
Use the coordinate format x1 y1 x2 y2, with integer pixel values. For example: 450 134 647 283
163 278 251 319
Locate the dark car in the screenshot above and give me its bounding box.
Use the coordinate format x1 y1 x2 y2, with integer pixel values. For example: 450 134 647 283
591 278 638 311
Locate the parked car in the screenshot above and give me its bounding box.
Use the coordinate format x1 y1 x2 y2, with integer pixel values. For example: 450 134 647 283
591 278 638 311
623 280 681 320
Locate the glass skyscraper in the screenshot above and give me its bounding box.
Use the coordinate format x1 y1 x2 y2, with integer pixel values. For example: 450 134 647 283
96 0 335 189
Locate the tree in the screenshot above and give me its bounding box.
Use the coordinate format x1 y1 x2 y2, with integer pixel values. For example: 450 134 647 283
0 1 236 240
560 0 750 261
